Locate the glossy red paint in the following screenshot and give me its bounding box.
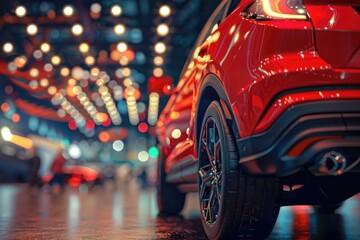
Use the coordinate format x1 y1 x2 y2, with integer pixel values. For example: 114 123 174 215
254 89 360 134
305 5 360 68
156 1 360 172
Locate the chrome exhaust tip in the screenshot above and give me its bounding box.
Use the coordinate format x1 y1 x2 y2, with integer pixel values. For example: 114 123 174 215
318 151 347 176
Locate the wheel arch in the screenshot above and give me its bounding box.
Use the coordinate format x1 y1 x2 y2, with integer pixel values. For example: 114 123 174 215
195 74 240 150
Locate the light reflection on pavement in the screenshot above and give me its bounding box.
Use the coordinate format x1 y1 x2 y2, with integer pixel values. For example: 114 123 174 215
0 184 358 239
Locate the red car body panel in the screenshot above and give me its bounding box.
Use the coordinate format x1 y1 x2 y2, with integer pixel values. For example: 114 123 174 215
254 89 360 134
157 1 360 174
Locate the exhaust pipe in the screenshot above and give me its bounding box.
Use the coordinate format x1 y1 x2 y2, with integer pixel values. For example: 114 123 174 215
318 151 347 176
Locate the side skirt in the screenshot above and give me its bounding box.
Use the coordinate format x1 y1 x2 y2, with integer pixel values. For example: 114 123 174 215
166 155 198 192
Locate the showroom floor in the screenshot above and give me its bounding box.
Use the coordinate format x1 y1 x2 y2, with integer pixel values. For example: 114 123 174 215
0 184 359 239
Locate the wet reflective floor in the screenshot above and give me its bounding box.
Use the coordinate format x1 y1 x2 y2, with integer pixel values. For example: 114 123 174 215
0 184 359 240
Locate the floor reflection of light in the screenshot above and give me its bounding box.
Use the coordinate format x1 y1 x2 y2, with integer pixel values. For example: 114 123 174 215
112 191 123 226
138 190 150 227
273 206 294 237
150 190 157 219
0 185 18 218
68 193 80 232
0 185 18 235
340 194 360 236
292 206 311 239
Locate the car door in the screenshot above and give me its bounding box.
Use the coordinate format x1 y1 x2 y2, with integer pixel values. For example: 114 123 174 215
161 0 232 172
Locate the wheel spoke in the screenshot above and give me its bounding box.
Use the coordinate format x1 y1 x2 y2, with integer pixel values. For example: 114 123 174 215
214 139 220 163
215 176 221 206
205 146 215 169
199 165 213 183
207 188 214 224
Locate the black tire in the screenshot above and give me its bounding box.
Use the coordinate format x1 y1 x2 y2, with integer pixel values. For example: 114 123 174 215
198 101 281 240
156 145 186 215
314 202 343 214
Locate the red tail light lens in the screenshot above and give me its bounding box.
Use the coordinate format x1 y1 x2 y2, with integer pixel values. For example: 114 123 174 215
246 0 308 20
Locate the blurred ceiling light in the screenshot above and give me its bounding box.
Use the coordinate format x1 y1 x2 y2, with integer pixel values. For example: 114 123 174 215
113 140 124 152
67 78 76 86
157 24 169 36
119 56 129 66
97 112 108 123
153 56 163 66
33 50 43 59
14 56 27 68
111 5 122 16
153 67 163 77
122 67 131 77
15 5 27 17
154 42 166 54
148 92 159 126
8 62 17 72
57 109 66 118
98 86 108 94
90 67 100 76
114 24 125 35
48 86 57 95
85 56 95 66
29 80 39 89
72 86 82 95
29 68 39 77
40 78 49 87
71 66 85 80
44 63 53 72
159 5 171 17
1 127 13 141
26 24 38 35
117 42 127 52
68 144 81 159
138 151 149 162
63 5 74 17
3 42 14 53
123 78 132 87
60 67 70 77
90 3 102 14
40 42 51 53
51 55 61 65
79 42 90 53
71 23 83 36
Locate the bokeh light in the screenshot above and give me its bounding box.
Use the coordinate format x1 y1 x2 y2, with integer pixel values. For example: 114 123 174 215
27 24 38 35
112 140 124 152
159 5 171 17
15 5 27 17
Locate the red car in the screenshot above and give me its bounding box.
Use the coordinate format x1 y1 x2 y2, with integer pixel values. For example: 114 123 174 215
156 0 360 239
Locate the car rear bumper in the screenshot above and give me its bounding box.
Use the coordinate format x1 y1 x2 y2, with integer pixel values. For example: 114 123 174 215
238 100 360 176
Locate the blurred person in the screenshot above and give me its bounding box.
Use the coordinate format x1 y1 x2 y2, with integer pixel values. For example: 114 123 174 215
49 151 66 190
138 167 149 189
27 147 42 188
116 164 133 189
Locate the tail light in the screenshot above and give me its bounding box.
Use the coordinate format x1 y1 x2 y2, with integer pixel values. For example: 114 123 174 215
245 0 308 20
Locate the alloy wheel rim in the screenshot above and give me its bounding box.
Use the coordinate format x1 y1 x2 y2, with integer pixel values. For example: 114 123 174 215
199 117 222 226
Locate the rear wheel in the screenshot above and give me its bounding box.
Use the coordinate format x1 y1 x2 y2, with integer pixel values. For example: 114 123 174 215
198 101 280 239
156 145 186 215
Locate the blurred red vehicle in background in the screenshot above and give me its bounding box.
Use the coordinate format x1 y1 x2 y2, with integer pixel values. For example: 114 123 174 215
156 0 360 239
43 165 102 188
